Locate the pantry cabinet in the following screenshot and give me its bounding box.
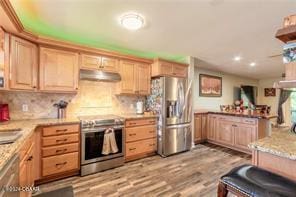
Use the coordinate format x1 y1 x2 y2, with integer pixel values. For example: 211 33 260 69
10 36 38 90
39 47 79 92
117 60 151 95
80 54 119 73
151 58 188 78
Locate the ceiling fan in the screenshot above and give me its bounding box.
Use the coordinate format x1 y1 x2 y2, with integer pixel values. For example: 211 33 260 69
268 53 283 58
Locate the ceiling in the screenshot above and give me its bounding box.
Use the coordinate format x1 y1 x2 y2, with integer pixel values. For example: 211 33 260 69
10 0 296 79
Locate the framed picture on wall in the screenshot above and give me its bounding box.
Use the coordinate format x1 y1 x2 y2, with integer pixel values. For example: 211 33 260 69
199 74 222 97
264 88 276 97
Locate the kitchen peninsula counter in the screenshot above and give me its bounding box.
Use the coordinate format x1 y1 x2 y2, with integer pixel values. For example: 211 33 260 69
194 110 277 120
249 130 296 180
0 118 79 172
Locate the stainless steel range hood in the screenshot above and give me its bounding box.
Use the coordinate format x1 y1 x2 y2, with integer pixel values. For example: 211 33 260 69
80 69 121 82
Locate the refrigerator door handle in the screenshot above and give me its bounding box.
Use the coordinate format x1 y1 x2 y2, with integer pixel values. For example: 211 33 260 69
166 123 191 129
177 81 185 118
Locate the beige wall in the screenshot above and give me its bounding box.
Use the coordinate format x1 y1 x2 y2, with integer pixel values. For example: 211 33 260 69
193 67 259 110
0 80 141 120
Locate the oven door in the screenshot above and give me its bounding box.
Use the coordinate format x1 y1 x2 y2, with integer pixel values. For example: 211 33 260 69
81 126 124 165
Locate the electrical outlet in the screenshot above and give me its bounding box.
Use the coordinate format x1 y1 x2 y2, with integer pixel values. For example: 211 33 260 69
22 104 28 112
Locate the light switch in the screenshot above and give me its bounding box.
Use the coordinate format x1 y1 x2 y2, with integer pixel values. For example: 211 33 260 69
22 104 28 112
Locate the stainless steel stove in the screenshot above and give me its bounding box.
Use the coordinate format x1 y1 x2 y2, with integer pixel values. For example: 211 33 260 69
79 115 125 176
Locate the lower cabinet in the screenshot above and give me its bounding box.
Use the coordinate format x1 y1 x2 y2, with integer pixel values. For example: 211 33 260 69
125 118 157 161
19 134 35 197
206 115 259 153
194 114 207 143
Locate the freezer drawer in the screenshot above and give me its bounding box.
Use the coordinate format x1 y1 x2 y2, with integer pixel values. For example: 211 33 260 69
162 123 192 156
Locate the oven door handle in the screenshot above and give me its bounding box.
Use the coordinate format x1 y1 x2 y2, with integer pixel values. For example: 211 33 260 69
81 126 124 133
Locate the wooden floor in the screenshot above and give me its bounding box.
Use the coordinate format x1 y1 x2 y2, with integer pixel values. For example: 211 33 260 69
36 143 251 197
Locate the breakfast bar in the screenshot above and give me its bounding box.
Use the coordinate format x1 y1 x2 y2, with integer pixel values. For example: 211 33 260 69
249 130 296 181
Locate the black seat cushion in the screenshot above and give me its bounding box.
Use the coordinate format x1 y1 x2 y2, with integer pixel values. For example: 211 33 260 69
221 164 296 197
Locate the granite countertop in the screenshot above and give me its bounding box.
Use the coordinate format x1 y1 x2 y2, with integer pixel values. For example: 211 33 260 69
194 110 277 119
249 130 296 160
0 118 79 171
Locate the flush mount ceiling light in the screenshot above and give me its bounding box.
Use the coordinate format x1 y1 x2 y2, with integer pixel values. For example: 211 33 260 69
249 62 256 67
233 56 241 61
120 12 144 30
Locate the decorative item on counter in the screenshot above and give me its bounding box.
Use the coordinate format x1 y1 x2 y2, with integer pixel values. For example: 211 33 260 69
283 42 296 63
234 100 244 113
0 103 10 122
283 14 296 28
53 100 68 119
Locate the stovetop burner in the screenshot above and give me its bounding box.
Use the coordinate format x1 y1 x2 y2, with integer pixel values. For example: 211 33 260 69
79 114 124 128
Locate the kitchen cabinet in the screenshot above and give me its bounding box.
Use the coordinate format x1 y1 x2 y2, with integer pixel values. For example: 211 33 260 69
216 120 234 146
0 28 9 90
151 58 188 78
207 114 217 141
38 124 80 183
80 54 119 73
10 36 38 90
125 118 157 161
194 114 207 143
117 60 151 95
19 134 35 197
234 123 256 152
39 47 79 92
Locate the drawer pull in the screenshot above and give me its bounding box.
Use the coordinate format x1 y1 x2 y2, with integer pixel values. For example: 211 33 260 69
129 133 136 136
56 139 68 143
56 149 67 153
56 129 68 133
149 121 155 124
149 130 154 133
55 162 67 167
27 156 33 161
129 148 136 151
149 144 155 147
129 122 137 125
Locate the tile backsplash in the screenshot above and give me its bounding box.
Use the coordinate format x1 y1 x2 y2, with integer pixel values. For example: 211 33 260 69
0 80 143 120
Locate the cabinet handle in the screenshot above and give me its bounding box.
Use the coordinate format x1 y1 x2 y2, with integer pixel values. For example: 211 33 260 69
129 133 136 136
149 130 154 133
56 162 67 167
32 86 37 89
27 156 33 161
56 139 68 143
129 148 136 151
129 122 137 125
232 124 237 127
149 121 155 124
56 148 67 153
149 143 155 147
56 129 68 133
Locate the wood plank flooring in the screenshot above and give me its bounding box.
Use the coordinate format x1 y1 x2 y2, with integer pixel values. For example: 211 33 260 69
36 143 251 197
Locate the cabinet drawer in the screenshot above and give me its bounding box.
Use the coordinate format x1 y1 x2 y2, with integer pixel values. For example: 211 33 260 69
160 62 173 75
126 138 156 157
125 118 156 127
126 125 156 142
42 152 79 177
242 118 257 125
42 143 79 157
42 134 79 147
43 124 79 137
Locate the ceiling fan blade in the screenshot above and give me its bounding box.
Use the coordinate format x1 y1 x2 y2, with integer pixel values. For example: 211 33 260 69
268 54 283 58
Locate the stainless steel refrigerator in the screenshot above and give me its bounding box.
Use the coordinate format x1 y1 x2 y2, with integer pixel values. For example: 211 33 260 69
147 76 192 157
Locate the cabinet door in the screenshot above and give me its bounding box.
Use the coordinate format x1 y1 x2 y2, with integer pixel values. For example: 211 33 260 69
201 114 208 140
0 29 9 90
194 115 202 142
40 47 79 92
118 60 136 94
234 123 256 152
216 120 234 145
101 57 119 73
172 64 187 78
207 115 216 140
27 143 34 187
160 62 173 76
80 54 100 70
10 36 38 90
19 160 28 197
135 64 151 95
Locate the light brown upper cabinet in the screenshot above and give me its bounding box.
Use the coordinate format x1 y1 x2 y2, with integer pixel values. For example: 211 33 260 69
80 54 119 73
39 47 79 92
117 60 151 95
0 28 9 90
152 58 188 78
10 36 38 90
